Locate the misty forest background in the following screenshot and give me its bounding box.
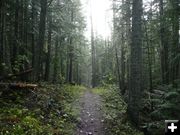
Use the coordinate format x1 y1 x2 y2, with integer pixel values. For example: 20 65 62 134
0 0 180 135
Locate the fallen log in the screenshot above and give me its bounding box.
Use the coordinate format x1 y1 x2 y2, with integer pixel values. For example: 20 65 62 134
0 83 38 90
0 68 33 80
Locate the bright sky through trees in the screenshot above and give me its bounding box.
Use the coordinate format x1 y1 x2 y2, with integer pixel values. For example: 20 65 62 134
80 0 153 39
81 0 113 39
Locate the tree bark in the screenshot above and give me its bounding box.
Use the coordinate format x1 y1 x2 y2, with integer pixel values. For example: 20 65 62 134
68 8 74 84
31 0 35 72
34 0 47 81
121 33 126 95
113 0 121 92
160 0 169 84
12 0 19 69
68 37 73 83
53 35 59 83
128 0 143 126
170 0 179 85
120 0 126 95
0 1 12 75
45 11 52 81
90 13 96 88
125 0 131 95
0 0 4 75
143 12 153 91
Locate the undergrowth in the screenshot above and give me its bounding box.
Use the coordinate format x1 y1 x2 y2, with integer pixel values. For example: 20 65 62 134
141 84 180 134
92 85 143 135
0 83 85 135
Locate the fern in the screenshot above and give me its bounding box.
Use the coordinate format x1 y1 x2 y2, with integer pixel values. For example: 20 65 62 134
150 86 180 120
164 91 179 100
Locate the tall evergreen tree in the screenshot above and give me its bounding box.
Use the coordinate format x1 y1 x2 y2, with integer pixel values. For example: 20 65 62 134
128 0 143 126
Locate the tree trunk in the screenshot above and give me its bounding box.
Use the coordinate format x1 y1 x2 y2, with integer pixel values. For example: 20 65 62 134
115 43 121 90
125 0 131 95
68 37 73 83
112 0 121 92
170 0 179 85
68 8 74 84
121 33 126 95
45 11 52 81
66 48 69 83
0 1 12 75
23 0 28 53
143 13 153 91
31 0 35 71
0 0 4 75
91 14 96 88
12 0 19 70
53 35 59 83
0 0 5 75
160 0 169 84
120 0 126 95
34 0 47 81
128 0 143 127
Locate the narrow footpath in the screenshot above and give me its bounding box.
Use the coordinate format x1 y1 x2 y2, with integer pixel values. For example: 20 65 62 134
76 90 104 135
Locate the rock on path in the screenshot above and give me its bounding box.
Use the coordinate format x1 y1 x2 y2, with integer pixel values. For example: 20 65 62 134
76 90 104 135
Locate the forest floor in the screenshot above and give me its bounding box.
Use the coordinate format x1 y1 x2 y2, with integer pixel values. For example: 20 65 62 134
0 84 86 135
90 86 143 135
76 90 104 135
76 86 143 135
0 84 143 135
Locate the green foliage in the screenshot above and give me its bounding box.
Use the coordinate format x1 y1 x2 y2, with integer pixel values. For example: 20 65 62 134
141 85 180 134
0 107 43 135
150 86 180 120
92 85 143 135
13 55 29 72
101 74 117 85
0 84 85 135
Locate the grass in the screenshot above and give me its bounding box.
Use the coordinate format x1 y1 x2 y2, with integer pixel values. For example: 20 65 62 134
0 83 86 135
92 87 106 95
92 85 143 135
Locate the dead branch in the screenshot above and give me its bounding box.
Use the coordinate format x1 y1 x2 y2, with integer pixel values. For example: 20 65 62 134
0 83 38 90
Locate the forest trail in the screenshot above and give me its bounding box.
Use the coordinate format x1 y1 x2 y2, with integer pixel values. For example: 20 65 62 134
76 89 104 135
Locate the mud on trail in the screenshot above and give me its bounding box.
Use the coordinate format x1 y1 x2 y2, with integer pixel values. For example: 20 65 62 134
76 90 104 135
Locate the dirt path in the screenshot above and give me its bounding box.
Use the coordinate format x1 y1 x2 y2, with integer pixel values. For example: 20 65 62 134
76 90 104 135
